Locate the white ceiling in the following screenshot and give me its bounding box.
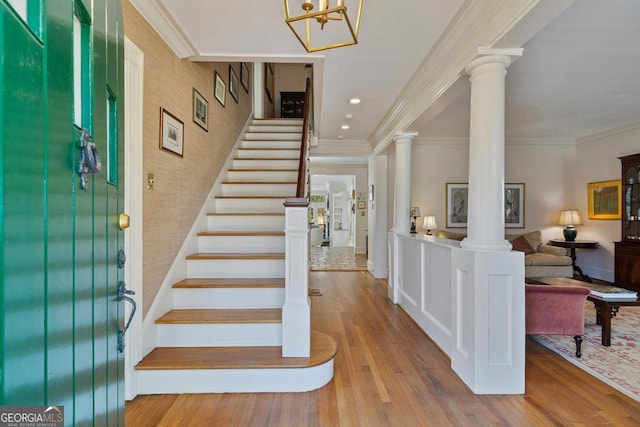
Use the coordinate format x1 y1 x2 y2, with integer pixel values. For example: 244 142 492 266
132 0 640 151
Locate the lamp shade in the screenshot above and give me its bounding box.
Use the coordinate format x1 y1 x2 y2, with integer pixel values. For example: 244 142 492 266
410 207 421 218
558 210 582 226
559 209 582 241
422 215 437 235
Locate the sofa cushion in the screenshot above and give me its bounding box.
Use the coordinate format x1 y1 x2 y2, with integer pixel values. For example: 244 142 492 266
525 252 573 267
538 244 568 257
506 230 542 251
511 235 536 254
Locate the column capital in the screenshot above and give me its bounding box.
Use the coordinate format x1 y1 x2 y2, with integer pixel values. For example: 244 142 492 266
393 131 419 144
465 48 523 76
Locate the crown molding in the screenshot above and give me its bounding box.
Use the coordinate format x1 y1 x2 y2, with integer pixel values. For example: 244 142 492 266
506 137 575 146
368 0 574 153
129 0 197 58
576 122 640 145
414 137 469 146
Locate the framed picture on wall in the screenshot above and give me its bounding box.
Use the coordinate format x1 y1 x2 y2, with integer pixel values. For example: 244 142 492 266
588 179 622 219
214 71 226 107
229 65 239 103
446 183 468 228
159 107 184 157
241 62 250 93
505 183 525 228
192 88 208 131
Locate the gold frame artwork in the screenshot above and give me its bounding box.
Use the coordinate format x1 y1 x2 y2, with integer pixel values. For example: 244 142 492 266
588 179 622 219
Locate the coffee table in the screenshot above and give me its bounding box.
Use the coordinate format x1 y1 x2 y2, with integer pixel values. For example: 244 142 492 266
526 277 640 346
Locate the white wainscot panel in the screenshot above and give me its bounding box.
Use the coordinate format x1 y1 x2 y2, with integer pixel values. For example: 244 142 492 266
397 235 455 356
398 237 421 306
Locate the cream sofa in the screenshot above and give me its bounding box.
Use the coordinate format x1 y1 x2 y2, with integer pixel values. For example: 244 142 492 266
436 230 573 278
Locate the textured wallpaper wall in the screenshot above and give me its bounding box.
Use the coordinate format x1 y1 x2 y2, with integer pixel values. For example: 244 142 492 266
123 1 252 316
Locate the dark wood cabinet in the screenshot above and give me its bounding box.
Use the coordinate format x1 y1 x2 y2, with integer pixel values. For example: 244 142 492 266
280 91 305 118
615 153 640 292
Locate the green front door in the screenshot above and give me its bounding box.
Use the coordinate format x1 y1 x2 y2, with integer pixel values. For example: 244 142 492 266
1 1 125 425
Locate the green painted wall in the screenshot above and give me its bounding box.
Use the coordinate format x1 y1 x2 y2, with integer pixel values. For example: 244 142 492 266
1 1 124 425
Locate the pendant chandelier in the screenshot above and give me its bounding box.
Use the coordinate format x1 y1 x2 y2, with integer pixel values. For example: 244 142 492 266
284 0 363 53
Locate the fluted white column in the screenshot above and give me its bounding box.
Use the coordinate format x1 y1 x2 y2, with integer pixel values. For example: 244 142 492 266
392 132 418 233
460 54 515 251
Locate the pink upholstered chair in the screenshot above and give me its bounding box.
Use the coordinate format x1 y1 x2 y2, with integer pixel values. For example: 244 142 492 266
525 284 590 357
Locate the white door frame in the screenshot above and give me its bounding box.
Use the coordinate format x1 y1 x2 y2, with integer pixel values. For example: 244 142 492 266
124 36 144 401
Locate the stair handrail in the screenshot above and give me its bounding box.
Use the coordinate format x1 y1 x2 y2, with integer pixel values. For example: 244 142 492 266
292 77 312 202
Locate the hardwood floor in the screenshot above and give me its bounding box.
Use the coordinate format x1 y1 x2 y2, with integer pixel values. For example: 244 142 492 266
126 271 640 426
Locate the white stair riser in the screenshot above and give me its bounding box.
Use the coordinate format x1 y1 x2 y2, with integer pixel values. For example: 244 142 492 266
136 360 334 394
226 170 298 182
173 287 284 309
197 235 285 253
206 215 285 231
253 119 302 126
187 259 285 278
214 198 286 213
244 132 301 141
241 140 301 150
156 323 282 347
220 183 296 197
232 159 299 169
236 149 300 159
248 125 302 133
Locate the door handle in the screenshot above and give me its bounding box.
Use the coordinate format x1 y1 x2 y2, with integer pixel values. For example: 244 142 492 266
117 281 136 353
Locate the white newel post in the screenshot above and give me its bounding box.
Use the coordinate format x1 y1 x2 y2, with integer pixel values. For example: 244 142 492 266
282 199 311 357
451 50 526 394
390 132 417 302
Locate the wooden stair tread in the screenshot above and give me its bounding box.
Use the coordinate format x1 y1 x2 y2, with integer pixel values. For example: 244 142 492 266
156 308 282 324
221 181 296 185
135 331 337 370
197 231 285 236
173 278 285 288
238 148 300 151
186 253 285 260
207 212 284 216
228 169 297 172
234 158 297 161
215 195 288 199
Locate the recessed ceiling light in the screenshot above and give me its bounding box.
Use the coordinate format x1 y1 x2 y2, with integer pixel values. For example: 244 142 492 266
349 98 361 105
341 124 350 130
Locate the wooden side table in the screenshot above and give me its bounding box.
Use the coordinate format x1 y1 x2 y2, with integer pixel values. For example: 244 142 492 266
549 239 598 282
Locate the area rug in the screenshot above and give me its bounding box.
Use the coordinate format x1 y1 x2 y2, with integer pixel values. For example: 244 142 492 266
310 246 368 271
533 301 640 402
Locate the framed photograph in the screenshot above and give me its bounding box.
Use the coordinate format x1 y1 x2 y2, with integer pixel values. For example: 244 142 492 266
192 88 208 131
588 179 622 219
214 71 226 107
241 62 250 93
229 65 239 103
446 183 468 228
265 63 274 102
505 183 525 228
159 108 183 157
357 201 366 210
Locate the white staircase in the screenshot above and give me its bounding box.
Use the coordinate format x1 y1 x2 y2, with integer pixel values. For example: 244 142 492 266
135 118 336 393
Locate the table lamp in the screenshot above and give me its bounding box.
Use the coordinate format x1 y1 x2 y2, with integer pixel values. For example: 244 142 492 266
558 209 582 241
423 215 437 236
